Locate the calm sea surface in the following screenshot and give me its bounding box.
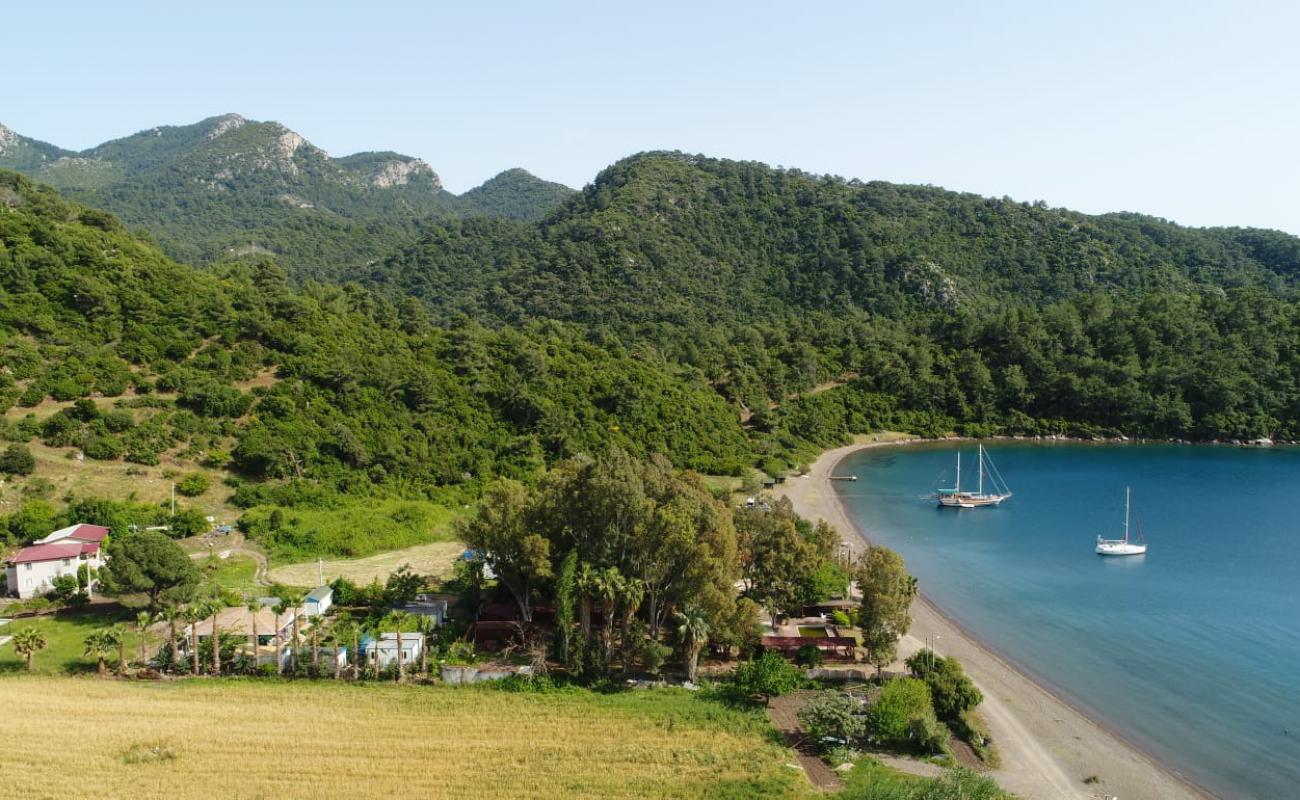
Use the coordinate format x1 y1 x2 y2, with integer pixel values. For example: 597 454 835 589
833 442 1300 800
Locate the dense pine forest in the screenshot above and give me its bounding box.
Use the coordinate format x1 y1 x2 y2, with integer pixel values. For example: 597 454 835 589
372 152 1300 447
3 146 1300 550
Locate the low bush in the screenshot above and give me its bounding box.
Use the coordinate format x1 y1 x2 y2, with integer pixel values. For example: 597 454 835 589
798 691 868 747
176 472 211 497
731 651 801 704
868 677 947 754
0 444 36 475
795 644 823 667
906 649 983 720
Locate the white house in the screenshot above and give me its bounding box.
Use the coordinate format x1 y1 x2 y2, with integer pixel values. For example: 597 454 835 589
5 524 109 599
304 585 333 617
359 632 425 670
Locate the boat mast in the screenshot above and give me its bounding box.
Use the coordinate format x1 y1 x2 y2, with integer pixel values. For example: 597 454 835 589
978 444 984 497
1124 487 1131 543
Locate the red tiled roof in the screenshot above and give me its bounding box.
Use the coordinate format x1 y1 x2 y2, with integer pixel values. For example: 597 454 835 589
62 524 110 542
6 542 98 564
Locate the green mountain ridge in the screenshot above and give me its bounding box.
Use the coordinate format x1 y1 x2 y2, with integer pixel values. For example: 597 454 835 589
0 115 575 269
367 151 1300 442
5 144 1300 556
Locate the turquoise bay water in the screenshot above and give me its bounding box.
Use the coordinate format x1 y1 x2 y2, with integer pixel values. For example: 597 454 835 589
833 442 1300 800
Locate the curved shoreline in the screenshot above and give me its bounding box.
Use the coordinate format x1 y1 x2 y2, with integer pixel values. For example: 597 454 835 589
774 437 1215 800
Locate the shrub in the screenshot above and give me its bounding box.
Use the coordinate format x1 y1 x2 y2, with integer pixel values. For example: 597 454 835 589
102 409 135 433
868 677 939 751
830 610 852 627
50 574 80 600
201 448 230 468
906 650 983 720
0 444 36 475
731 651 801 704
908 713 949 755
120 742 178 765
639 639 672 676
823 745 861 767
795 644 823 668
176 472 211 497
18 385 44 407
798 691 868 747
82 434 125 461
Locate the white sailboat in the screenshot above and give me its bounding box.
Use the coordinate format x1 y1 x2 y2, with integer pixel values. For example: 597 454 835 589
936 445 1012 508
1096 487 1147 556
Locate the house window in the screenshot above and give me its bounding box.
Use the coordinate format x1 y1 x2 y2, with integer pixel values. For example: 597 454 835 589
24 563 32 571
62 558 71 567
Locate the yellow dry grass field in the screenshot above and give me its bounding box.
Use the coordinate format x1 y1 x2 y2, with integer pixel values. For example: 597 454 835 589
0 677 805 800
266 541 466 587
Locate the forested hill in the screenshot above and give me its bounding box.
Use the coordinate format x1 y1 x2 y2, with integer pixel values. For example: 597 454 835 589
458 168 578 221
0 170 752 503
370 151 1300 442
0 116 573 270
377 151 1300 323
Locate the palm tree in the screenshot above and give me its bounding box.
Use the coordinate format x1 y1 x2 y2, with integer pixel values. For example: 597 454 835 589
674 604 710 683
309 617 321 675
12 627 48 672
287 592 305 674
247 599 264 672
209 603 223 676
384 612 409 683
272 600 289 676
576 562 595 638
594 567 623 665
135 610 156 668
328 623 343 680
83 629 116 676
617 577 645 669
411 614 435 681
369 622 382 681
161 605 184 672
183 605 204 674
348 623 362 681
110 623 130 677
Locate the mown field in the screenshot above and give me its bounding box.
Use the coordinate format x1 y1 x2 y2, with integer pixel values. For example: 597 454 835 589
266 540 465 587
0 678 807 800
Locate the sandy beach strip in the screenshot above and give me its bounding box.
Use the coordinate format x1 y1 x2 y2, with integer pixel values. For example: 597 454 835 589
774 437 1213 800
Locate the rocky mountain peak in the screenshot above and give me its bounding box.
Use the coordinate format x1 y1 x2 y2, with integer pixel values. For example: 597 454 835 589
371 157 436 188
0 123 18 150
206 113 247 140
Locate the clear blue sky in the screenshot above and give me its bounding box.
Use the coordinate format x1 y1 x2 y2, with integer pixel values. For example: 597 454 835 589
6 1 1298 232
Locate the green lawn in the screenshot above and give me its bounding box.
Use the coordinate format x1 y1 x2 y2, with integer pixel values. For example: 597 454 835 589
196 553 258 593
0 609 145 675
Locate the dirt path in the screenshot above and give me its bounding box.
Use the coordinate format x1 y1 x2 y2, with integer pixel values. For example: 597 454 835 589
767 691 845 791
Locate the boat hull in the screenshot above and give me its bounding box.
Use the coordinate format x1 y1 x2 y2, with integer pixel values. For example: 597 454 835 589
937 493 1010 509
1096 540 1147 556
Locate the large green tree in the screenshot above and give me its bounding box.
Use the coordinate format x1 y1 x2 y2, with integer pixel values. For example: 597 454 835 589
99 530 200 610
858 544 918 679
459 479 553 623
